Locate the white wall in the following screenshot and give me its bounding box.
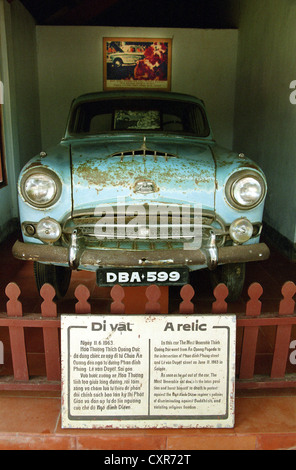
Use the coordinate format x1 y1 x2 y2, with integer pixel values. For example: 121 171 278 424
0 0 41 241
0 0 20 238
10 0 41 172
233 0 296 245
36 26 238 150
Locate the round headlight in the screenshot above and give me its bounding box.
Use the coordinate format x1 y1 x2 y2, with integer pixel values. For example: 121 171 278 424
20 169 61 208
226 171 266 210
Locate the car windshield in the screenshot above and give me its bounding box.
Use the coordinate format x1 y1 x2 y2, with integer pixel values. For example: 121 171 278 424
68 98 210 137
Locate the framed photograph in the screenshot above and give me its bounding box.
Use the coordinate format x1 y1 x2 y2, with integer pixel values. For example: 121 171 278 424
103 38 172 91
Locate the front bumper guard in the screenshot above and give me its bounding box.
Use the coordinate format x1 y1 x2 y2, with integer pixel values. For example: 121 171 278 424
12 238 270 270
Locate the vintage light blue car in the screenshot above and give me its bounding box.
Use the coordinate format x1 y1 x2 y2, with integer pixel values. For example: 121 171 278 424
13 90 270 300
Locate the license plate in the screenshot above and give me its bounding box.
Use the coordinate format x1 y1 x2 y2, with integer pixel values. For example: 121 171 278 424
96 267 189 287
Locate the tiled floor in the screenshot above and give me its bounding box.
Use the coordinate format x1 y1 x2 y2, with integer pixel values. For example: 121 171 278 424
0 232 295 450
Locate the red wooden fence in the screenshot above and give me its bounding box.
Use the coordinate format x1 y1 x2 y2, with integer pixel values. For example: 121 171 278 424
0 281 295 391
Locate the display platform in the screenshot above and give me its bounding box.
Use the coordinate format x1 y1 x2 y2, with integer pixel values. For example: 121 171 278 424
0 388 295 450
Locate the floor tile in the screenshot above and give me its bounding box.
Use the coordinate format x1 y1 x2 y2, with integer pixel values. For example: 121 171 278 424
167 434 257 450
0 433 76 450
76 433 167 450
234 396 296 433
257 433 296 450
0 396 61 434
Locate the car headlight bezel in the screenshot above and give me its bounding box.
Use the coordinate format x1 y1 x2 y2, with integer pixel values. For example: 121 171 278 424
20 168 62 209
225 170 266 210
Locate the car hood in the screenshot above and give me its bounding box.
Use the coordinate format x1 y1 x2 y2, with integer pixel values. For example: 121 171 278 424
70 136 216 211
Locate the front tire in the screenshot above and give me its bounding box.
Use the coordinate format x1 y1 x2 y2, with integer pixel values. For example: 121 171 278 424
210 262 246 302
34 262 72 299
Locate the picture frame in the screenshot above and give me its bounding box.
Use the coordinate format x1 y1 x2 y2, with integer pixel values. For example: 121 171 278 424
103 37 172 91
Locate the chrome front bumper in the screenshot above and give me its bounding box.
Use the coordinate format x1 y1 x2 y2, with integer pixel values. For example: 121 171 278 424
12 238 270 271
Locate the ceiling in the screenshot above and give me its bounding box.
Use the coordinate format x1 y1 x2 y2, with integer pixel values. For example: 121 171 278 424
16 0 238 28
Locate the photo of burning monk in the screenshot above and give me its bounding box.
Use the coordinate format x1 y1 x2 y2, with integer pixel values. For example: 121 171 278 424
103 38 172 90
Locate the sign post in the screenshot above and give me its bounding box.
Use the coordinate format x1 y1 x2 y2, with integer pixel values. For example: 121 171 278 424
61 314 236 429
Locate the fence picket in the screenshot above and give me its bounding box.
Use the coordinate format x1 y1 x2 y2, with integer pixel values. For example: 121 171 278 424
5 282 22 316
5 283 29 382
110 285 125 314
179 284 195 314
40 284 57 317
145 285 161 314
271 324 292 378
41 284 60 381
279 281 296 315
246 283 263 317
74 284 91 314
212 284 228 313
239 283 262 380
271 282 296 378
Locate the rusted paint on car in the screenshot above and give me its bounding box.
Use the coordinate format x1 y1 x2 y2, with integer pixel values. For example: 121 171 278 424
71 138 216 212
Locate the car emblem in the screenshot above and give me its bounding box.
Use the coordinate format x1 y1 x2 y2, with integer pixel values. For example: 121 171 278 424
134 179 157 194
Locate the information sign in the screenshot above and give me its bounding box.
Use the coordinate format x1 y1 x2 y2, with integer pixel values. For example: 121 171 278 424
61 314 236 429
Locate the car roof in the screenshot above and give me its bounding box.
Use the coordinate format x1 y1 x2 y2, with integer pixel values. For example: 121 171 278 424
72 90 205 107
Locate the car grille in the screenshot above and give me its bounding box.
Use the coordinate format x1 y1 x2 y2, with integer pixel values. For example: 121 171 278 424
62 207 227 250
110 149 178 162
